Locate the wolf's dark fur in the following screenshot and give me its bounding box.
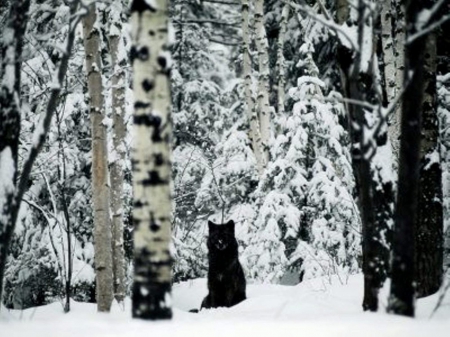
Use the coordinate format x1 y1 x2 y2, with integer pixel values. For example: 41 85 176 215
200 220 246 309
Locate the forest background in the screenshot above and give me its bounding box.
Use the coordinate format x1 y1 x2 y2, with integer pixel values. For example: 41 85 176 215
0 0 449 321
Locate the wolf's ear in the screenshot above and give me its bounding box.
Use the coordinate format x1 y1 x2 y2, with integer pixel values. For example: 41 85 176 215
208 220 215 231
226 220 235 231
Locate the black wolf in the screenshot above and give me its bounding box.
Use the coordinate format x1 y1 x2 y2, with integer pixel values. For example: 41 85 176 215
200 220 246 309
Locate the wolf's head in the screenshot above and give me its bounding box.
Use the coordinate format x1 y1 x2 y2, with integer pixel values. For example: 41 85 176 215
207 220 236 251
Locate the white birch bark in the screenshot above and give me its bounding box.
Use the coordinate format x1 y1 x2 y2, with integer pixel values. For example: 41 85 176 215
82 2 113 313
276 4 289 118
242 0 264 174
108 0 127 305
388 0 406 161
130 0 173 320
255 0 271 165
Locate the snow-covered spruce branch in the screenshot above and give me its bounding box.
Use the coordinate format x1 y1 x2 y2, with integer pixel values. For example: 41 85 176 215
16 0 82 208
281 0 358 51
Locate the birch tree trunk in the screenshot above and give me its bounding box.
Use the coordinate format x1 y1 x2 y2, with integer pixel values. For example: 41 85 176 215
242 0 264 174
108 0 127 305
82 2 113 313
386 0 405 161
416 30 443 299
381 0 401 162
254 0 270 165
388 0 429 317
130 0 173 320
276 4 289 118
0 0 30 304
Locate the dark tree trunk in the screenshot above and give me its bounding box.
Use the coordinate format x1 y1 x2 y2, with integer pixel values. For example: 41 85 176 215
416 30 443 299
388 0 429 317
336 0 393 312
0 0 31 304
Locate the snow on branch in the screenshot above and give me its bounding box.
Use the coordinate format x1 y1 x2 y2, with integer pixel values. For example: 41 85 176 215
281 0 358 51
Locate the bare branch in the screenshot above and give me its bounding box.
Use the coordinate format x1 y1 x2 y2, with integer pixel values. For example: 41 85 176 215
209 36 241 46
407 13 450 44
16 1 82 207
282 0 358 51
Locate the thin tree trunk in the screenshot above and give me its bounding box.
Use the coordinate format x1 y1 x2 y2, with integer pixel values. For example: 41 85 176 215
130 0 173 320
108 0 127 305
416 30 443 298
336 0 393 312
381 0 401 162
254 0 271 165
276 4 289 118
388 0 429 318
82 2 113 313
242 0 264 174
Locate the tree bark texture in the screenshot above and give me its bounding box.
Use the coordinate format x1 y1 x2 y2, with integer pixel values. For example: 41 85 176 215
82 2 114 313
130 0 173 320
254 0 271 165
108 0 127 305
388 0 429 318
241 0 264 175
0 0 31 304
276 4 289 118
381 0 402 163
416 30 443 298
337 0 393 312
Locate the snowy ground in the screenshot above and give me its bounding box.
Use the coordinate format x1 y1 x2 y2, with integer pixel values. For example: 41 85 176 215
1 274 449 337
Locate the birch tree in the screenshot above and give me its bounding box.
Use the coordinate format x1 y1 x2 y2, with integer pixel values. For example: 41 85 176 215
108 0 127 305
130 0 173 320
276 4 289 118
255 0 271 165
381 0 402 161
242 0 264 174
82 2 113 312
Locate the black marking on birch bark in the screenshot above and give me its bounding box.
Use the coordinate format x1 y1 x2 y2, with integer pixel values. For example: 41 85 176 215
142 170 166 186
138 46 149 61
134 101 151 110
134 200 148 208
130 45 150 62
133 113 161 127
157 56 167 69
130 0 157 13
150 221 160 232
154 153 164 166
142 79 154 92
149 30 155 36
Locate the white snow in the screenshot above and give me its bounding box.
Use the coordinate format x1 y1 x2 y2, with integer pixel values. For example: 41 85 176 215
1 274 449 336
